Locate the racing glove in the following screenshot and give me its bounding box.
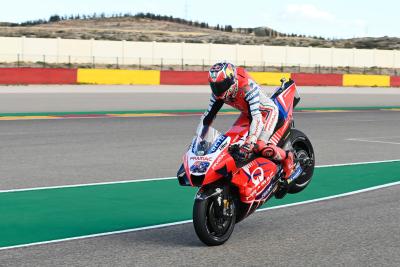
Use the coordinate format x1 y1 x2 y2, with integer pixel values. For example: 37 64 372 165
239 135 257 159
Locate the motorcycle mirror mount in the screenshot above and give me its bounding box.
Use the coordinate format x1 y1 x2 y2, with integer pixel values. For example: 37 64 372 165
280 78 287 89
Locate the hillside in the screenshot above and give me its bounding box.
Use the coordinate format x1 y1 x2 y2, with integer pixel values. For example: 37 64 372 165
0 16 399 50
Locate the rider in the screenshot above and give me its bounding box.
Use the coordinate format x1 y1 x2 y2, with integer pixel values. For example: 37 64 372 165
198 62 295 180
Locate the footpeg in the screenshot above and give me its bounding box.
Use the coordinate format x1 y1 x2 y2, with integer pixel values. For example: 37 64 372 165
275 178 289 199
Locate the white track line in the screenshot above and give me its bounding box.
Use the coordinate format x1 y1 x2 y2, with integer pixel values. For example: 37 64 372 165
346 138 400 145
0 177 175 193
316 159 400 168
1 180 399 251
1 159 400 193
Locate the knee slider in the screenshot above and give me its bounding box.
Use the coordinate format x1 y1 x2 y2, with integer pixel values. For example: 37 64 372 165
261 145 276 158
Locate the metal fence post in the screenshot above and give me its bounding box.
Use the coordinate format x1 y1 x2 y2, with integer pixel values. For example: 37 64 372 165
68 56 71 68
17 54 20 67
139 57 141 70
43 55 46 68
160 58 163 70
202 59 205 71
116 57 119 69
92 56 95 69
181 58 184 70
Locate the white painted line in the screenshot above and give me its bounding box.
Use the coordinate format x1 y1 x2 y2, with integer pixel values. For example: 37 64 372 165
1 159 400 193
346 135 400 139
1 180 399 251
316 159 400 168
0 177 176 193
257 181 400 212
346 138 400 145
0 220 193 251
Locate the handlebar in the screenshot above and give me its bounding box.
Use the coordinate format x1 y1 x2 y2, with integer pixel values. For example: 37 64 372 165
228 144 255 167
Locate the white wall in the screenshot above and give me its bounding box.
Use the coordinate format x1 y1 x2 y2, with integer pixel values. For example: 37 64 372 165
0 36 399 68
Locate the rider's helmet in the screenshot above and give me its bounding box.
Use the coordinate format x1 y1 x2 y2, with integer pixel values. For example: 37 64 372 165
208 62 238 100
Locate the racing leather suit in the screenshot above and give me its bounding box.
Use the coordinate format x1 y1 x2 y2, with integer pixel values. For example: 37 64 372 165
199 67 294 179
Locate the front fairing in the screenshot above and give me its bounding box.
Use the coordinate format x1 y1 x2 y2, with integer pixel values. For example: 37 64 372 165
183 127 236 186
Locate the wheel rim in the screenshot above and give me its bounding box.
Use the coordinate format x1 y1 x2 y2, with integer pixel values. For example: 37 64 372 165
205 200 234 238
294 148 313 186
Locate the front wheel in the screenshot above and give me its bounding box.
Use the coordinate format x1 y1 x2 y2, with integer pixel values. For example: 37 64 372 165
193 190 236 246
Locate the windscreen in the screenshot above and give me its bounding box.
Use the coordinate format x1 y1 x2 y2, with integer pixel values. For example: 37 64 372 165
192 127 223 156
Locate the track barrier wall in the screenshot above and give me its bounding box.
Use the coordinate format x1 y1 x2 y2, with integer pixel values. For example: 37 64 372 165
343 74 390 87
0 68 77 84
390 76 400 87
160 71 208 85
290 73 343 86
0 68 399 87
249 72 291 86
77 69 160 85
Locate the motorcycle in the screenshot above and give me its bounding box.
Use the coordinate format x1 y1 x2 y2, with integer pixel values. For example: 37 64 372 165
177 78 315 246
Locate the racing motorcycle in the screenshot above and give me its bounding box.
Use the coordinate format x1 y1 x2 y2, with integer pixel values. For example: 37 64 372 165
177 78 315 246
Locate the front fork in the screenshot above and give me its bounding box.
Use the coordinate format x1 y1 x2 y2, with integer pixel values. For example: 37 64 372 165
195 185 233 217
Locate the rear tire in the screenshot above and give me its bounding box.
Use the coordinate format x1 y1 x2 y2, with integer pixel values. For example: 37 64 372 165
287 129 315 194
193 194 236 246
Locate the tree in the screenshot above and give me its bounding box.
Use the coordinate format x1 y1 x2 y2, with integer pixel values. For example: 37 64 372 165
225 25 233 32
49 15 61 22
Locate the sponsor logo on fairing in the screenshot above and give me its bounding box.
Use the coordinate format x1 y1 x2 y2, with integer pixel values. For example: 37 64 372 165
212 152 226 170
209 135 227 154
257 183 274 200
190 161 210 173
251 167 264 187
190 156 212 162
219 142 228 151
287 165 303 184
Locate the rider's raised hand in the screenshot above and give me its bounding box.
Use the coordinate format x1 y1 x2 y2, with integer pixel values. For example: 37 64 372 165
239 135 257 159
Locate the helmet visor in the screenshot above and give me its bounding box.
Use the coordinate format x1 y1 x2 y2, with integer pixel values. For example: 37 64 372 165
210 79 234 97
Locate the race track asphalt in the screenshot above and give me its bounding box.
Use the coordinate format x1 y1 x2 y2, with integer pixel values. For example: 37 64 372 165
0 85 400 113
0 110 400 190
0 109 399 265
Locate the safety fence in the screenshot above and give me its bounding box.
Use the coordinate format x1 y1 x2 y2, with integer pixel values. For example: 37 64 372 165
0 68 399 87
2 37 400 70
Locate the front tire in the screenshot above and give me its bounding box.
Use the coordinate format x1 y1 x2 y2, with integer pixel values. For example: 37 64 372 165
193 194 236 246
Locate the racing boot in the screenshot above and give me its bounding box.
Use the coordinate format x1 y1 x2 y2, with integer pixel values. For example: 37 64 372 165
282 151 295 180
254 140 295 179
254 141 295 199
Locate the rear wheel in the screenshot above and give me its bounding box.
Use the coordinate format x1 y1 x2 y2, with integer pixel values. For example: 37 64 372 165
287 129 315 194
193 190 236 246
